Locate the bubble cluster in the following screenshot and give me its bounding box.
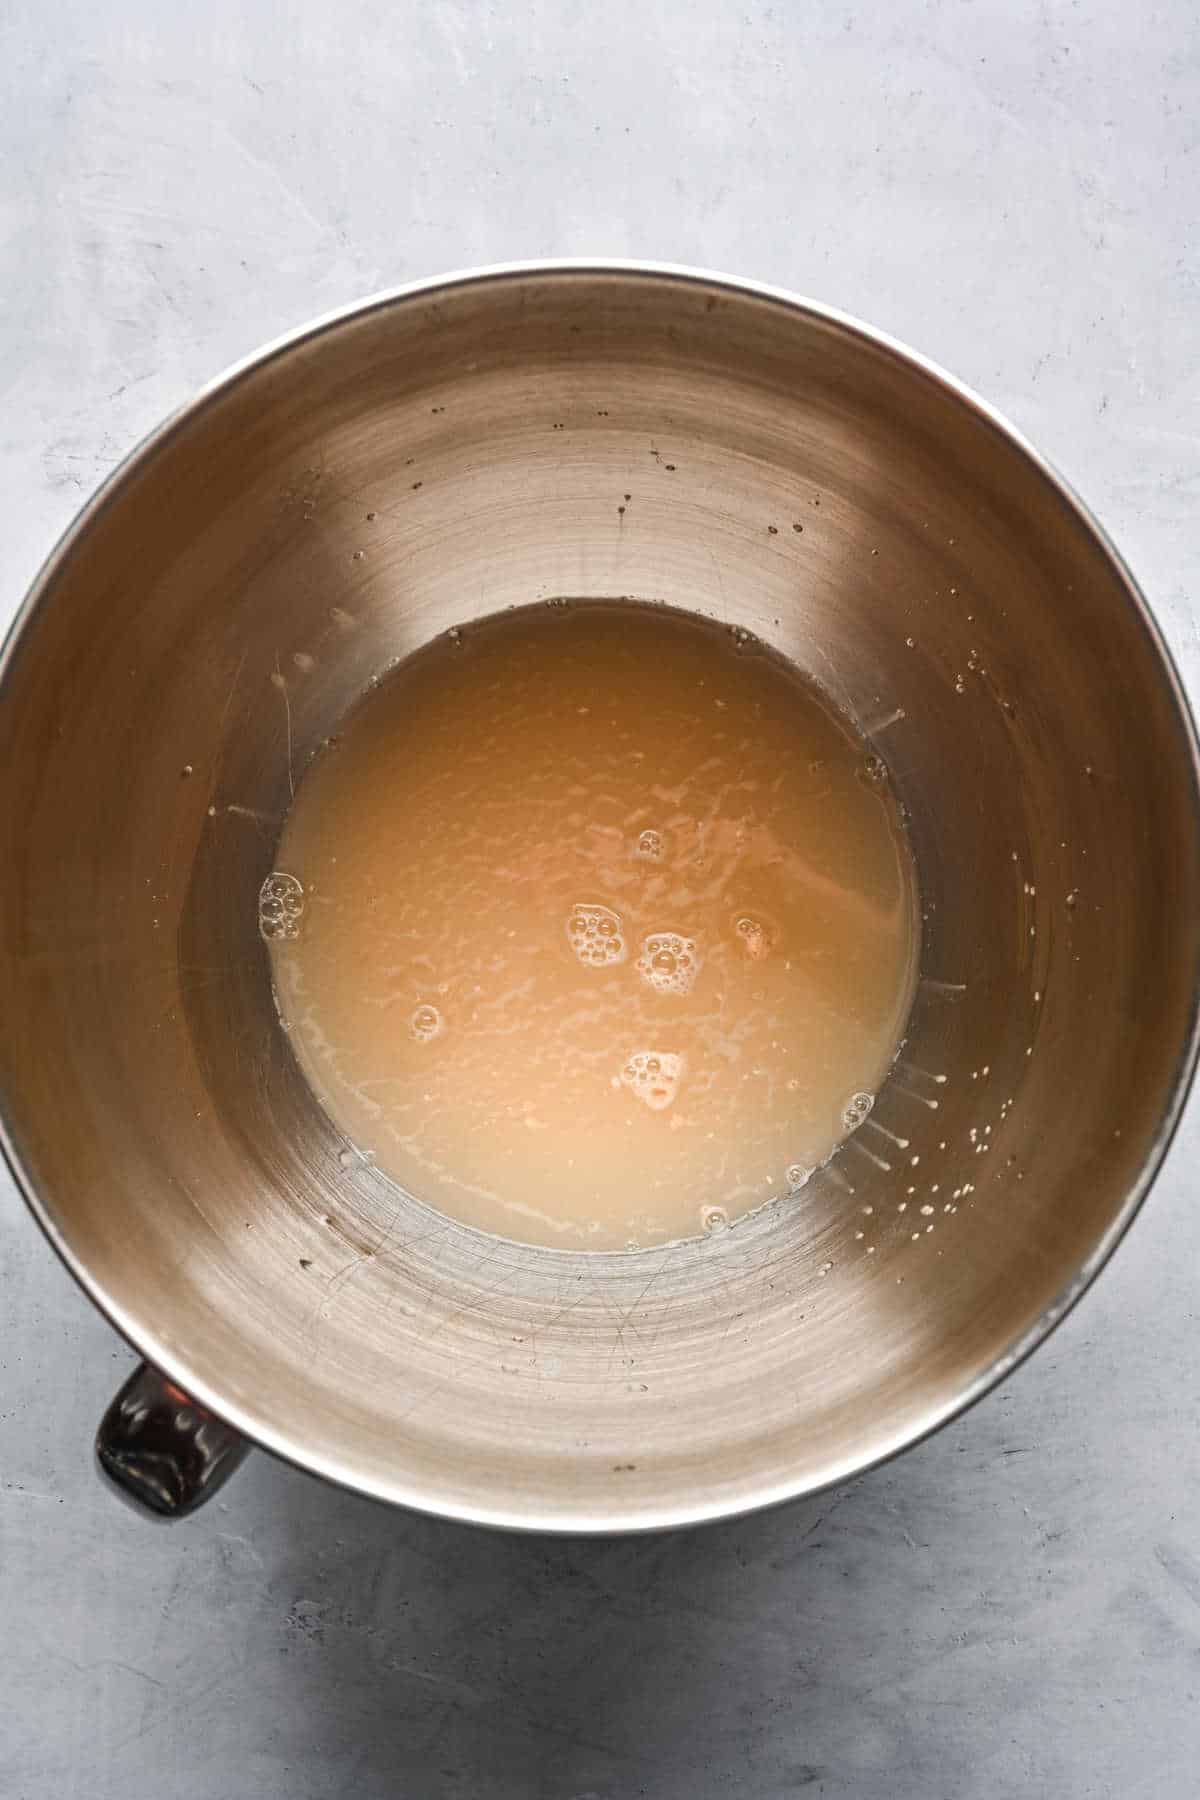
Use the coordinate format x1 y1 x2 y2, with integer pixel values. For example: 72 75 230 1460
734 915 772 961
842 1091 874 1131
258 871 304 941
635 827 664 860
861 754 887 786
635 931 699 996
620 1050 684 1112
410 1003 443 1043
566 903 626 967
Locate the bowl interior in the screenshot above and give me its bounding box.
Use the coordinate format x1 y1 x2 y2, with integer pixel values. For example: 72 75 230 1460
2 267 1198 1528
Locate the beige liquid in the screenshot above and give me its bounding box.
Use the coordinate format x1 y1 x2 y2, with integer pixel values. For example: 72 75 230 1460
269 602 919 1250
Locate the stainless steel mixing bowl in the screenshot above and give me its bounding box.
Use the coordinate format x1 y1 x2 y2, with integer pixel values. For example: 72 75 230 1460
2 263 1198 1530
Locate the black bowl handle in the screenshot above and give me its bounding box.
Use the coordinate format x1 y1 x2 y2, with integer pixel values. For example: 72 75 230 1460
96 1362 250 1518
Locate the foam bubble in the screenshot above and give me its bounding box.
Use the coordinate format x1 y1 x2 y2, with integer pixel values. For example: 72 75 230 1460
620 1049 684 1111
842 1091 874 1131
410 1003 443 1042
702 1205 728 1234
258 871 304 941
734 915 772 961
635 930 699 996
786 1163 812 1190
566 903 626 968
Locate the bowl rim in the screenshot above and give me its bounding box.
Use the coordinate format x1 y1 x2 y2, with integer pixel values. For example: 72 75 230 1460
4 257 1199 1533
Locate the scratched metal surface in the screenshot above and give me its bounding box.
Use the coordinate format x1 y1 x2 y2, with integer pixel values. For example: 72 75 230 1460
2 2 1199 1796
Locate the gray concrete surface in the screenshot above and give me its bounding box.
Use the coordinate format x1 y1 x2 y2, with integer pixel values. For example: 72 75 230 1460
2 2 1199 1795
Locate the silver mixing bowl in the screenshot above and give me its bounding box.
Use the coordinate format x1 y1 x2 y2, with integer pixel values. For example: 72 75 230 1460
2 263 1198 1530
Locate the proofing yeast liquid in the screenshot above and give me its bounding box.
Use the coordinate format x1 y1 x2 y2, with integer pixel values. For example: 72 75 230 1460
268 602 918 1250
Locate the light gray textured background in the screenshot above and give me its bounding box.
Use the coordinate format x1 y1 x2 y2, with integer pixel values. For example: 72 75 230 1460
2 3 1198 1796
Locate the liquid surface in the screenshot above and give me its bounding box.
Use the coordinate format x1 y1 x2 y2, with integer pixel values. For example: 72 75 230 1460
270 602 919 1249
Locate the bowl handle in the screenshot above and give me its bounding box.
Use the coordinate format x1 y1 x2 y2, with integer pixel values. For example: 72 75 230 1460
95 1362 249 1518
